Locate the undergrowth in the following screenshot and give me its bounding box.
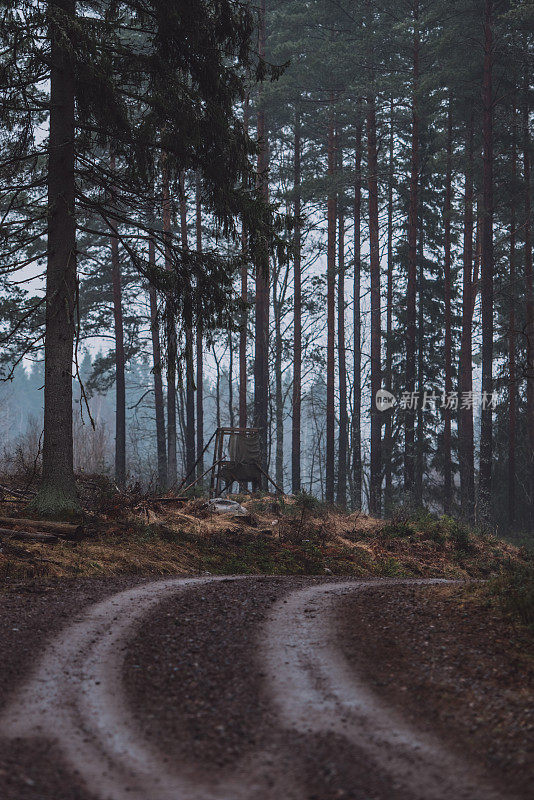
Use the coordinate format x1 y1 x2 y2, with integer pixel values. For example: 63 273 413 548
490 561 534 630
0 490 529 583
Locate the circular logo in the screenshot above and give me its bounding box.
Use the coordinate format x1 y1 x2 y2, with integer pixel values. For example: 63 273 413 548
376 389 396 412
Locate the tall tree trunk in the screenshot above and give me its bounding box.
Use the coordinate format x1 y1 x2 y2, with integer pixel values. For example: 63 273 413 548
195 173 204 479
228 331 235 428
110 156 126 488
176 374 186 472
479 0 494 522
326 102 337 504
292 106 302 493
274 279 284 490
148 229 167 489
443 100 453 513
508 105 517 525
404 1 420 503
384 97 394 513
367 94 382 515
254 0 269 486
337 166 347 508
180 172 196 480
415 223 424 507
239 257 248 427
213 344 221 430
32 0 79 517
524 88 534 529
352 110 362 510
162 157 177 486
239 95 249 430
459 116 475 519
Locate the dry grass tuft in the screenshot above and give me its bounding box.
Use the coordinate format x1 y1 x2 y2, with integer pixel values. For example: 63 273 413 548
0 481 530 584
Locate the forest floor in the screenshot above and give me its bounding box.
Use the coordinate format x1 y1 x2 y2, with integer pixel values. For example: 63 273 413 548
0 474 529 583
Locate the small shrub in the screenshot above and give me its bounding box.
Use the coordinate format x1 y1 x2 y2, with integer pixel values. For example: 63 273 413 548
294 490 323 514
492 562 534 629
441 516 471 551
378 556 403 576
381 520 415 538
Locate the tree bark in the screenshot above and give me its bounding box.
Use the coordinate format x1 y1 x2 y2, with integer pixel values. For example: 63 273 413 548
352 110 362 510
110 156 126 488
148 247 167 490
384 97 394 513
415 222 424 507
213 343 221 430
195 173 204 479
228 331 235 428
337 148 347 508
274 272 284 491
367 94 382 515
404 1 420 503
524 89 534 529
179 172 196 481
443 100 453 513
254 0 269 487
162 157 177 487
508 105 517 524
458 116 475 519
292 107 302 493
31 0 79 517
479 0 494 521
326 102 337 505
239 96 249 430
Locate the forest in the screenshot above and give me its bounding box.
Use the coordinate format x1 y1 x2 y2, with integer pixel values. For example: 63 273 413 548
0 0 533 536
1 4 534 800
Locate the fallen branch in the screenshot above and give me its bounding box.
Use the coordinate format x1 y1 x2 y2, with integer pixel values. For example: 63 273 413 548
0 527 62 543
0 516 82 537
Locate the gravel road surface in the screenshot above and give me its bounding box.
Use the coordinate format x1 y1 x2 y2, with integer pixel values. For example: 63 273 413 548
0 576 528 799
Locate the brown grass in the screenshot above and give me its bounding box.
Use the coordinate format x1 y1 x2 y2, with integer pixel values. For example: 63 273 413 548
0 489 530 584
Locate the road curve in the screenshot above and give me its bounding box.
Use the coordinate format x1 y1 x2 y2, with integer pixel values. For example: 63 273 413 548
0 577 515 800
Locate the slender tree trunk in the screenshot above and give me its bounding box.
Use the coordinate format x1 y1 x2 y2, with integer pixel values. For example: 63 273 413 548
162 157 177 486
367 94 382 515
195 173 204 479
176 375 186 472
443 100 453 513
228 331 235 428
148 229 167 489
254 0 269 486
459 116 475 519
326 102 337 504
239 259 248 427
415 225 424 507
352 110 362 510
180 172 196 480
337 170 347 508
32 0 79 516
404 2 420 503
508 106 517 525
524 89 534 528
479 0 494 521
213 344 221 430
239 95 249 430
110 156 126 488
292 107 302 493
384 97 394 513
274 282 284 490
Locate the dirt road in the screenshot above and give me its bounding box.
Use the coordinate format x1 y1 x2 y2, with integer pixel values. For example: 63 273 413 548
0 577 529 799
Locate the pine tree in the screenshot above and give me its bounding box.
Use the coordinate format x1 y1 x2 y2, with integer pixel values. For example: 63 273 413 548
479 0 495 521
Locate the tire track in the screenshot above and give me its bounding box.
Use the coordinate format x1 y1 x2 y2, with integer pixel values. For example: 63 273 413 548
0 577 512 800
